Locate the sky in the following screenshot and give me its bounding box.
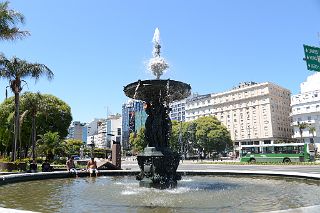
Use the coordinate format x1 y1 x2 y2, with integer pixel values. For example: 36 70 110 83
1 0 320 123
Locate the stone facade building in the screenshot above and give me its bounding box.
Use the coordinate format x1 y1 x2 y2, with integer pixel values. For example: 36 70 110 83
185 82 292 155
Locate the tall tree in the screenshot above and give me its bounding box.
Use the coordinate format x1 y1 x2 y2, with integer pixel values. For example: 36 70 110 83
0 110 13 157
37 131 61 161
194 116 232 156
169 121 196 155
129 128 147 153
0 92 72 158
0 1 29 40
169 120 181 152
63 139 84 157
297 122 309 143
0 55 53 161
22 92 41 160
309 126 316 143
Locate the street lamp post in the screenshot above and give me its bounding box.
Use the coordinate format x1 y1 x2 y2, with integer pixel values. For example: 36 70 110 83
88 135 95 158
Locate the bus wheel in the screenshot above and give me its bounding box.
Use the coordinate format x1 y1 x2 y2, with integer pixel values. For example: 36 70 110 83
249 158 256 163
283 158 291 163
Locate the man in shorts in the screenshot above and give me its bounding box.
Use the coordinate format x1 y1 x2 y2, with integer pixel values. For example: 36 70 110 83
86 157 98 177
66 156 78 177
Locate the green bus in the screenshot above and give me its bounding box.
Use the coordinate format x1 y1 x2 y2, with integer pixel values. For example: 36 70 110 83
240 143 316 163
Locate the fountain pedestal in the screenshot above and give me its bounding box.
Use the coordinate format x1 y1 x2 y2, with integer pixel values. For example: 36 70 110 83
136 147 181 189
124 79 190 189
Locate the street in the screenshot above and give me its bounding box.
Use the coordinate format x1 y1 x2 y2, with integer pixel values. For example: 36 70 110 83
121 158 320 175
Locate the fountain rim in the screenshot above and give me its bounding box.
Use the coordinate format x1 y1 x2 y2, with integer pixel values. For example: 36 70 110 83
1 170 320 213
1 169 320 186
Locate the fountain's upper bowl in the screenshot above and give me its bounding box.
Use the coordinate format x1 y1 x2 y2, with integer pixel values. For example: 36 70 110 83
124 79 191 102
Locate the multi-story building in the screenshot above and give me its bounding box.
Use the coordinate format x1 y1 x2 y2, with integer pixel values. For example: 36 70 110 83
135 110 147 132
95 119 107 148
86 118 100 146
86 116 122 149
106 114 122 148
185 82 292 156
291 73 320 145
122 100 144 149
67 121 86 142
169 99 186 122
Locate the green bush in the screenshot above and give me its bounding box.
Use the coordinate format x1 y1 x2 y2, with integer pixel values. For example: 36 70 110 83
53 158 66 165
0 157 10 162
36 158 44 164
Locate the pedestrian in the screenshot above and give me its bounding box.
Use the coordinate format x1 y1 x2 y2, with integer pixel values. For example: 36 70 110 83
42 159 53 172
29 160 37 173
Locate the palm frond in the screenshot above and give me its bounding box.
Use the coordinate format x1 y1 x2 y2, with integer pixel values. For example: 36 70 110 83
0 1 30 41
0 27 30 40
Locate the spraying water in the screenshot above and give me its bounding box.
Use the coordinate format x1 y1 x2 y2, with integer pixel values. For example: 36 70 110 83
148 28 169 79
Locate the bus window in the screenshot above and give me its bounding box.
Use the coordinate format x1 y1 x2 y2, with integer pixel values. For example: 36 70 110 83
265 147 274 154
274 146 281 153
286 146 293 154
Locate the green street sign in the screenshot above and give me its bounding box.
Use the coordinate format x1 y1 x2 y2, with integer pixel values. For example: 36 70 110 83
304 45 320 72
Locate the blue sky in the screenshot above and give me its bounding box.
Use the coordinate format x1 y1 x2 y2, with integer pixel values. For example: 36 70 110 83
1 0 320 122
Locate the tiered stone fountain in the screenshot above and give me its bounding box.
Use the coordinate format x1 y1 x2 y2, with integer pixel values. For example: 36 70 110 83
124 28 191 188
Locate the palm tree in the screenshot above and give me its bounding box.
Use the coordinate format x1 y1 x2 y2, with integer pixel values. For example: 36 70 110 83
309 126 316 143
23 92 42 160
18 109 28 158
0 1 30 40
0 55 53 161
297 122 309 143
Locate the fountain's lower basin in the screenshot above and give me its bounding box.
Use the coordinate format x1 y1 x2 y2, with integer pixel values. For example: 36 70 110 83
1 175 320 213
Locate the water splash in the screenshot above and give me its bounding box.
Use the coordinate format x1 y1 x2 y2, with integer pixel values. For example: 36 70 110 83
148 28 169 79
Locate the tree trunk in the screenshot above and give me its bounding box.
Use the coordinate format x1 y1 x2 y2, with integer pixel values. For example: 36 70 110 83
18 123 22 159
24 144 29 158
12 91 20 162
32 114 36 160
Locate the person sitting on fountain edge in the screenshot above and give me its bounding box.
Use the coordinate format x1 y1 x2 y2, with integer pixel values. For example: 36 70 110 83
87 157 98 177
42 159 53 172
66 156 78 177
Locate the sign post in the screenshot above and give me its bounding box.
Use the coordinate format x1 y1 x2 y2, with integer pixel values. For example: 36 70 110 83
303 45 320 72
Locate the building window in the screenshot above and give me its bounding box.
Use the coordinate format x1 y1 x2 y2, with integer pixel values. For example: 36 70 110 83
308 116 312 121
117 128 121 135
264 140 271 144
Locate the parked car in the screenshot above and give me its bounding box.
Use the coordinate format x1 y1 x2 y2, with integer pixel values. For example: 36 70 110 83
72 155 80 160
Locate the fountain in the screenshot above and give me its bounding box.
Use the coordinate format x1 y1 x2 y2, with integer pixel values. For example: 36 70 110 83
124 28 191 188
2 29 320 213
